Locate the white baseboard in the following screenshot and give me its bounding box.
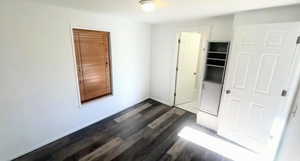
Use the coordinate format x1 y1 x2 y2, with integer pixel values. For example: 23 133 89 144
150 96 173 106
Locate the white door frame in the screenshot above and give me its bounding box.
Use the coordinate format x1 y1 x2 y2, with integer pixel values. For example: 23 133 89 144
270 39 300 161
218 22 300 161
169 26 211 106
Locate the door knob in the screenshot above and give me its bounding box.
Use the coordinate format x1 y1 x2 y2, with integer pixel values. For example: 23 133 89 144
225 90 231 94
193 72 197 75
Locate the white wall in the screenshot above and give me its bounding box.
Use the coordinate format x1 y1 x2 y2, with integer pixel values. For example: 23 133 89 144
234 4 300 25
150 15 234 105
0 1 151 161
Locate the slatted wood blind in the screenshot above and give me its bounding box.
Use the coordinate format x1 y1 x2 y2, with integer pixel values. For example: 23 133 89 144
73 29 112 103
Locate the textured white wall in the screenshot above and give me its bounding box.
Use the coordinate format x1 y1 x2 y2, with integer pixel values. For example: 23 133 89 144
234 4 300 26
0 1 151 161
150 15 234 105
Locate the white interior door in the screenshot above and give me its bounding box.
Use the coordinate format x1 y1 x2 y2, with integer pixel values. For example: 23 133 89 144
218 22 300 153
175 32 201 105
275 40 300 161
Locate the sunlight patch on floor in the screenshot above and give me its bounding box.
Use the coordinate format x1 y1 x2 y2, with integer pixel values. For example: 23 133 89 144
178 127 259 161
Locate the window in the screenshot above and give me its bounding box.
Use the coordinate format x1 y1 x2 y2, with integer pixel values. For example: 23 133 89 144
73 29 112 103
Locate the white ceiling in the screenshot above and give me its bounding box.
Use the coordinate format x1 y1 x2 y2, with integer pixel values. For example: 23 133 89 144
32 0 300 24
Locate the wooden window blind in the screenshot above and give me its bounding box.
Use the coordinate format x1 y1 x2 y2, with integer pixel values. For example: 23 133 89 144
73 29 112 103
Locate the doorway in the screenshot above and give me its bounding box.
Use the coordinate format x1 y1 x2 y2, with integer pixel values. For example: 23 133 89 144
174 32 203 113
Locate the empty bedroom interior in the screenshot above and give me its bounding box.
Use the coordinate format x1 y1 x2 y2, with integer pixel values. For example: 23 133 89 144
1 0 300 161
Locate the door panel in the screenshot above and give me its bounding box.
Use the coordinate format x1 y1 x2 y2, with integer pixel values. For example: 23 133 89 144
233 53 251 89
175 32 201 105
254 54 278 94
218 23 300 153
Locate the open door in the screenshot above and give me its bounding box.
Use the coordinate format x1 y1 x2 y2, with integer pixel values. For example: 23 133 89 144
175 32 202 106
218 22 300 154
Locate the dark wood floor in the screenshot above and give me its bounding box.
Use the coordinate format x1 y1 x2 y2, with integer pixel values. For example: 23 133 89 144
14 100 232 161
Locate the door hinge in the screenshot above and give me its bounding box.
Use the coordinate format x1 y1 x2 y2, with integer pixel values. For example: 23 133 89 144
174 93 176 97
281 90 288 97
297 36 300 44
291 105 298 118
178 39 181 44
176 67 179 72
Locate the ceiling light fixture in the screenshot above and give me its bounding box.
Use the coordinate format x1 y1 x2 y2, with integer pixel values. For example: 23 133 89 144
139 0 156 12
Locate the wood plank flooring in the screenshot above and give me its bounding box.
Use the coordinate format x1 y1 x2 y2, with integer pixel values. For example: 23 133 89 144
13 100 232 161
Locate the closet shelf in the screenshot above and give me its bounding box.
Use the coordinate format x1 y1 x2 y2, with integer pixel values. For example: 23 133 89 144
207 58 225 61
208 51 227 54
206 64 225 68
